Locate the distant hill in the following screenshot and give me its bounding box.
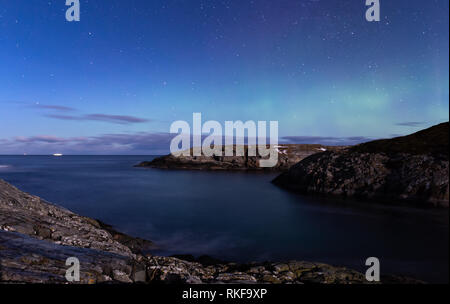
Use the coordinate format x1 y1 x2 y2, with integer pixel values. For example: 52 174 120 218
273 122 449 208
351 122 449 159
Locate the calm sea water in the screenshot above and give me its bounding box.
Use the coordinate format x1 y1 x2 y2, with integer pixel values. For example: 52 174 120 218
0 155 448 283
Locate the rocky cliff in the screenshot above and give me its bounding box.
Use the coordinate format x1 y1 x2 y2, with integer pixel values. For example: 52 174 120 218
273 123 449 207
0 179 418 284
136 144 346 171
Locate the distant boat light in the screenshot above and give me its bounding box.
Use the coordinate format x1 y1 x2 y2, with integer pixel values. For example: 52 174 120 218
53 153 63 157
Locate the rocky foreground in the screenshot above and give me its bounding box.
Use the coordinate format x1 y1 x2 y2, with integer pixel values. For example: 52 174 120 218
136 144 345 171
273 123 449 208
0 179 418 284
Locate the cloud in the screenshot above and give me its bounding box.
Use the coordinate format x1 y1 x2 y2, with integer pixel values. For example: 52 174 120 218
14 135 67 143
0 132 375 155
33 103 150 125
0 132 174 155
281 136 373 146
45 113 150 125
84 114 149 124
33 104 75 112
395 121 425 127
13 135 86 144
45 114 82 121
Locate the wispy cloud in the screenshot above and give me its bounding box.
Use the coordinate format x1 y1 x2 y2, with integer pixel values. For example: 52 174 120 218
13 135 86 144
1 133 375 155
395 121 425 127
45 114 82 121
33 103 150 125
0 132 174 155
84 114 149 124
33 104 76 112
45 113 150 124
281 136 373 146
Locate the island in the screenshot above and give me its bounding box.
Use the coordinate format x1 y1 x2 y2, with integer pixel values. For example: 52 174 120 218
136 144 346 171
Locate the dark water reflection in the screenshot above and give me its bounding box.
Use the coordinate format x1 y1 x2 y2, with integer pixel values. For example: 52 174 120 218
0 155 448 282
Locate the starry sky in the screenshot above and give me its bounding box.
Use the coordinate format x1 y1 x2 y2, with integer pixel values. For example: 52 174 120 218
0 0 448 154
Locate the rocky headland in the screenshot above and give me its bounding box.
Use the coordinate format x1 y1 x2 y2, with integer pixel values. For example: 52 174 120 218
136 144 345 171
0 179 419 284
273 123 449 208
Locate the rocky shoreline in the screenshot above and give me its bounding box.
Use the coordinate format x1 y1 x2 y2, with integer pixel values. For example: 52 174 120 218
136 144 346 171
273 123 449 208
0 179 420 284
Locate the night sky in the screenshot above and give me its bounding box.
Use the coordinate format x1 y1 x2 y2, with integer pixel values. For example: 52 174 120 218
0 0 448 154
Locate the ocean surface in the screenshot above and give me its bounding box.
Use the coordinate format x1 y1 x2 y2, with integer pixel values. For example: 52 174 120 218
0 155 448 283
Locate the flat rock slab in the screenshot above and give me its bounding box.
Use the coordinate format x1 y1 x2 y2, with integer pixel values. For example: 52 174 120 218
0 230 133 283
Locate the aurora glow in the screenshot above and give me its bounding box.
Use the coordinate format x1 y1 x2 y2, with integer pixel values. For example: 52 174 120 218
0 0 448 154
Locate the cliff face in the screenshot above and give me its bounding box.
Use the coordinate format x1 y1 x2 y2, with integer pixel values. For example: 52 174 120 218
273 123 449 207
0 180 419 284
137 144 346 171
